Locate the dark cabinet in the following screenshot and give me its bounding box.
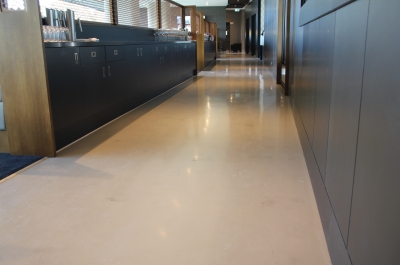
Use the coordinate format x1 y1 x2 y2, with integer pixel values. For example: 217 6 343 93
169 43 179 80
106 60 127 106
152 44 170 94
46 42 196 150
45 47 84 131
178 43 196 76
82 63 108 116
81 46 127 116
126 45 153 102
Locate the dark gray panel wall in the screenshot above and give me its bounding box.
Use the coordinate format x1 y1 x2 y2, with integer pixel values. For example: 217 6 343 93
299 21 318 143
289 0 303 107
347 1 400 264
299 0 355 26
196 6 226 31
288 0 400 264
263 0 278 77
324 0 370 242
312 12 335 180
226 11 242 44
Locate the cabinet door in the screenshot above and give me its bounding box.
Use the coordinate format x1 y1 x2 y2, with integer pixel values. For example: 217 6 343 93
178 43 188 76
45 47 84 131
106 60 127 107
82 63 108 117
189 43 197 72
126 45 143 98
169 44 179 81
141 45 154 93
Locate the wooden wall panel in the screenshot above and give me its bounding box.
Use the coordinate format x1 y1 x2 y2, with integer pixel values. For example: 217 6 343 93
196 10 205 71
0 1 56 156
0 131 10 153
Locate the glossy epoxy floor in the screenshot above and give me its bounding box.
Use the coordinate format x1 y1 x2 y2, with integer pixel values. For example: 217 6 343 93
0 55 331 265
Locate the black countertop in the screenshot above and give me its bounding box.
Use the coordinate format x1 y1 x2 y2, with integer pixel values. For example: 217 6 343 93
44 40 196 48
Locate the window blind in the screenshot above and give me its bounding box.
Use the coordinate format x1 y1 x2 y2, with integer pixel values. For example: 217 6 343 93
160 0 182 29
39 0 114 24
117 0 158 28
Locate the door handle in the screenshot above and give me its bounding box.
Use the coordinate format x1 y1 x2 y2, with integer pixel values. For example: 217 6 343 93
140 48 143 56
108 66 111 76
103 67 106 78
74 53 79 65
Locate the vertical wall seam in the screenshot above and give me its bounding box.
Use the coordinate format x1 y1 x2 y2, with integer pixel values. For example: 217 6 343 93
346 0 371 248
323 12 336 183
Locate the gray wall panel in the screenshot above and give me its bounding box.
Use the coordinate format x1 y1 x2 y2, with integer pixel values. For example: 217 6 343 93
312 12 335 181
290 0 303 108
347 1 400 264
299 21 318 144
299 0 355 26
263 0 278 77
226 11 242 45
324 0 370 242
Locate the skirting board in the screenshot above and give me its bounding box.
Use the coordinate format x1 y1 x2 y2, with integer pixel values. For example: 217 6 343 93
292 104 352 265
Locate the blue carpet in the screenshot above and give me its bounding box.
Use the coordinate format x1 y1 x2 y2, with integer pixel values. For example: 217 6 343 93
0 153 43 181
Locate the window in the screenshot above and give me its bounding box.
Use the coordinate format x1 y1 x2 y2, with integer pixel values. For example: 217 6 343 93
38 0 183 29
160 0 182 29
117 0 158 28
39 0 114 24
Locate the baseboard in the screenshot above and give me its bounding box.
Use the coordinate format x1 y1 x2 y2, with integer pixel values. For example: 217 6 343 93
292 103 352 265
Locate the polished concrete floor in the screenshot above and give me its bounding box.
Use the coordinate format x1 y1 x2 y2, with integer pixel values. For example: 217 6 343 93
0 55 331 265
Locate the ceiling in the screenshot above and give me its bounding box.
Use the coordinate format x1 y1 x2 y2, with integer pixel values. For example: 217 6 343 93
174 0 249 9
175 0 228 7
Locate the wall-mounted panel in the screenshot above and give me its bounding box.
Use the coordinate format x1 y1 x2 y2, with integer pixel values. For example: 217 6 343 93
347 1 400 264
312 12 335 180
263 0 278 76
299 20 318 144
0 0 56 156
324 0 369 242
299 0 355 26
290 0 304 107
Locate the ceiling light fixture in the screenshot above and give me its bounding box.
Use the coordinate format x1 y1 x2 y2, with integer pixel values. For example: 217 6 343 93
206 1 209 5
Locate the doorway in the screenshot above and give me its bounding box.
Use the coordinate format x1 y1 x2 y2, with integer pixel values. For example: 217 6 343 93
279 0 290 95
245 18 250 54
251 14 256 56
226 22 231 53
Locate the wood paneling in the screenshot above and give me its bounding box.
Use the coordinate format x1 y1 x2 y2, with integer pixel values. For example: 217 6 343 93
0 131 9 153
196 10 205 71
210 22 218 55
0 1 56 156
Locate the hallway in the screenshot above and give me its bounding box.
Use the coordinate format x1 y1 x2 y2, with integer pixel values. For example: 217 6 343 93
0 55 331 265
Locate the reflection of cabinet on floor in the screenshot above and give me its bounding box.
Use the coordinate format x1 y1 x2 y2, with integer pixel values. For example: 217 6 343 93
45 42 197 149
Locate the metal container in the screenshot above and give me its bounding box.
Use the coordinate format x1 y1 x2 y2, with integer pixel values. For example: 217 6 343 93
45 8 55 26
66 9 76 41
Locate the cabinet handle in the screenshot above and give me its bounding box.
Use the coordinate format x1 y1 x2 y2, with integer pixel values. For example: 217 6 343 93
162 56 164 64
74 53 79 65
137 48 139 56
103 67 106 78
108 66 111 76
140 48 143 56
160 57 162 64
177 46 178 51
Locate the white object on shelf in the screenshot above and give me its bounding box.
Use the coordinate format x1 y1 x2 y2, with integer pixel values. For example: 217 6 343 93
76 38 99 42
